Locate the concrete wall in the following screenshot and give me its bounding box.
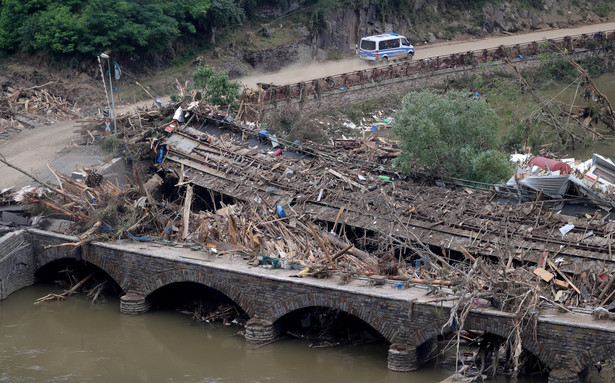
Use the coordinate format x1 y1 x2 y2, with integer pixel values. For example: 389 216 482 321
0 230 34 299
11 229 615 376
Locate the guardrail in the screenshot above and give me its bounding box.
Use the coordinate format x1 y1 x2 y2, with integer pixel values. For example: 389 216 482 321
239 30 615 110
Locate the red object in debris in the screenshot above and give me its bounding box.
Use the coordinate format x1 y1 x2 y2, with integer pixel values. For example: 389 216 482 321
528 156 572 174
274 149 283 156
164 121 177 133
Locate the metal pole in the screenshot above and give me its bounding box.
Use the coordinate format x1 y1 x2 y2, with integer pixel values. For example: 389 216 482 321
102 55 117 134
97 56 112 118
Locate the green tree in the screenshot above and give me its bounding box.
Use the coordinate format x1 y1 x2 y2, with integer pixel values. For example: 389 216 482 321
0 0 211 56
31 4 81 53
203 0 245 45
193 64 240 107
392 90 513 183
0 0 46 51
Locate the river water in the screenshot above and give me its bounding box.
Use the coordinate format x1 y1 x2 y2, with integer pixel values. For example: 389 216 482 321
0 284 546 383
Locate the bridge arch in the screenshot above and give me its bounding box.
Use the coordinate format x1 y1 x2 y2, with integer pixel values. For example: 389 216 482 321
574 342 615 374
34 253 125 293
137 269 252 316
34 246 130 291
260 292 400 343
408 316 557 371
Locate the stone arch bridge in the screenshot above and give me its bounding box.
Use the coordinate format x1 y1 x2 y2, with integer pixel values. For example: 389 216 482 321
1 229 614 383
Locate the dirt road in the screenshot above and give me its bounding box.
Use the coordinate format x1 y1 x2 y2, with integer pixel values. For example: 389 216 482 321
2 22 614 191
239 21 615 88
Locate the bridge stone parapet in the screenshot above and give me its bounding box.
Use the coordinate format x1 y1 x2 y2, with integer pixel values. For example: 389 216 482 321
2 229 614 381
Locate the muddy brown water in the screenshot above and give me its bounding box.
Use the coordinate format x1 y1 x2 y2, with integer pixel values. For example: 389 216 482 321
0 284 549 383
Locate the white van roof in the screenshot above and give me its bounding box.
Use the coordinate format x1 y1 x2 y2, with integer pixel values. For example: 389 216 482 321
362 33 402 41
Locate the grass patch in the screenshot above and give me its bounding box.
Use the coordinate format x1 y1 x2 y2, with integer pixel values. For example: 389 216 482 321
101 134 124 155
325 50 343 61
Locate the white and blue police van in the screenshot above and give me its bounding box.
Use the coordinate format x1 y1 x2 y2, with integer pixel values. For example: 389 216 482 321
358 33 415 62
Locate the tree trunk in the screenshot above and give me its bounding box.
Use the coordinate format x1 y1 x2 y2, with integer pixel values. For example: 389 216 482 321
211 26 217 45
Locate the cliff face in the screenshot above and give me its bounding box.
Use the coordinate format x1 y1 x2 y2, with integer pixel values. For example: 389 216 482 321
309 0 609 53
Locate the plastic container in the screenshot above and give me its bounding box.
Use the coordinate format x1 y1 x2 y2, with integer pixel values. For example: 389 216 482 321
274 149 283 156
276 205 287 218
258 130 269 139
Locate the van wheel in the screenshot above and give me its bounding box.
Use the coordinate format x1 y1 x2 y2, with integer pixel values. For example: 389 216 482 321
407 52 414 60
382 56 389 63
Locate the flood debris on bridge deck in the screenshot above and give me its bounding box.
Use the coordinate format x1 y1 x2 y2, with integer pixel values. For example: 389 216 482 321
2 100 614 318
3 91 615 380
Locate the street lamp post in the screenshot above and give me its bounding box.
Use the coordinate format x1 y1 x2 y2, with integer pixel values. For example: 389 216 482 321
100 53 117 134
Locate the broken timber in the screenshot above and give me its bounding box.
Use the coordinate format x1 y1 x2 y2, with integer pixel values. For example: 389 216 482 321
160 126 615 271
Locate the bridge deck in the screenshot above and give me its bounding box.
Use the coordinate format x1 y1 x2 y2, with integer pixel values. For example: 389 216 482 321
163 127 615 273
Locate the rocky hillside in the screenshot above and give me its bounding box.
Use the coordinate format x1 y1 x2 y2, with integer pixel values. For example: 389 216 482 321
314 0 613 51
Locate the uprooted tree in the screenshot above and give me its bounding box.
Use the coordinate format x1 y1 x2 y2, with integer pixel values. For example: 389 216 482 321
392 89 513 184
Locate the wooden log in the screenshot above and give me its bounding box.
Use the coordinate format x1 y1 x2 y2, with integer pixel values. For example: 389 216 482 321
331 244 354 261
324 232 375 265
144 173 163 196
135 81 160 106
182 185 193 240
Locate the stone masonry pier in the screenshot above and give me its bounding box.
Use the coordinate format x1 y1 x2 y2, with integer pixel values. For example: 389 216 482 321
1 229 614 382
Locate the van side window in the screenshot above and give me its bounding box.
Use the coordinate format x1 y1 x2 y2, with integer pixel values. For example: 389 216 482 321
402 38 410 46
380 38 400 50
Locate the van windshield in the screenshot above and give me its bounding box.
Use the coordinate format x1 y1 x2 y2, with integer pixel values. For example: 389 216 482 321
361 40 376 51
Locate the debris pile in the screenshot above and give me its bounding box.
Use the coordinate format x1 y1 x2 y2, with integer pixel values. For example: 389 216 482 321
1 101 612 315
0 80 79 140
499 153 615 205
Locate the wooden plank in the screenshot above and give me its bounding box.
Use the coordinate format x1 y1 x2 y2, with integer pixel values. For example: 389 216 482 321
533 267 554 282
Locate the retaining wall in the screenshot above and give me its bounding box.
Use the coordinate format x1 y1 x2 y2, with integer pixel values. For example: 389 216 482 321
260 50 594 119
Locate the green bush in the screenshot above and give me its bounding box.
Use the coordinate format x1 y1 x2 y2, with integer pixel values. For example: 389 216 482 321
471 150 514 184
393 90 512 183
101 134 123 155
594 4 612 18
